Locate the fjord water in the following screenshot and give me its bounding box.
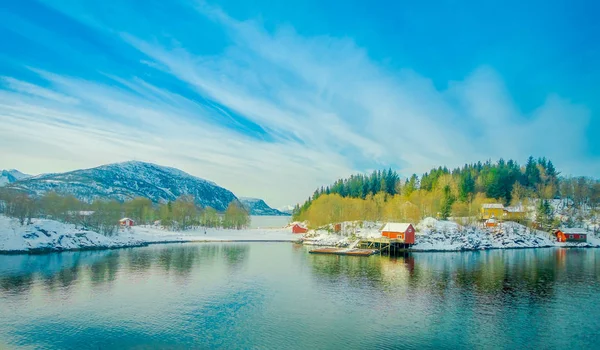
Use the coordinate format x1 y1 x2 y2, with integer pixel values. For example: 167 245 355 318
1 245 598 349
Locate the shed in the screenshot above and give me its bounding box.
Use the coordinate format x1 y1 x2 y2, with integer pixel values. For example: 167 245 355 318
485 218 498 228
292 223 308 234
381 223 415 244
119 217 135 227
555 228 588 243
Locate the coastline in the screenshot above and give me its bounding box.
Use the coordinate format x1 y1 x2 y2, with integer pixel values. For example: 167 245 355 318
1 235 597 255
2 216 598 255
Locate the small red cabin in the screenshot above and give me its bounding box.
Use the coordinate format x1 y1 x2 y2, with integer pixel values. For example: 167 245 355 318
485 218 498 228
381 223 415 244
292 224 308 234
334 223 342 233
555 228 587 243
119 217 135 227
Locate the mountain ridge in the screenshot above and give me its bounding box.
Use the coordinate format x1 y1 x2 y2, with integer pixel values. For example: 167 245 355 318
0 169 32 186
239 197 290 216
3 161 237 211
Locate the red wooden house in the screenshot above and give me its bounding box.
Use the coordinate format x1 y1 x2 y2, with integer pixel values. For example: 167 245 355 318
381 223 415 244
119 217 135 227
554 228 588 243
292 223 308 234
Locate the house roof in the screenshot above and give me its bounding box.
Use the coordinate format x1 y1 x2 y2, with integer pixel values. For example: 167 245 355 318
119 217 134 222
504 206 524 213
67 210 95 216
482 203 504 209
381 223 413 232
560 228 589 234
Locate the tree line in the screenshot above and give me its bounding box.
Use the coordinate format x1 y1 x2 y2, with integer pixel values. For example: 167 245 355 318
293 157 600 229
0 189 250 235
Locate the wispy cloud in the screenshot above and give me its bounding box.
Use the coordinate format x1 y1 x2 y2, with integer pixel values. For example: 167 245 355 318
0 1 596 206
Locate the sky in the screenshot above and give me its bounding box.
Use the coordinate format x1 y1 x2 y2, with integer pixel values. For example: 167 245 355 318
1 0 599 207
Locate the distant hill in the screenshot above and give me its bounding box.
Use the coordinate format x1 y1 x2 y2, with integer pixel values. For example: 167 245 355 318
0 169 31 186
277 205 295 215
239 197 290 216
3 161 237 211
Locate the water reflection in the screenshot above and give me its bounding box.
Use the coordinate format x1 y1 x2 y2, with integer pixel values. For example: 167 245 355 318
0 243 251 295
1 245 599 349
306 248 600 303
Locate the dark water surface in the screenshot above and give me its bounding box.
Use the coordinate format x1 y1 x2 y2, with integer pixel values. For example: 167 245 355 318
1 244 599 349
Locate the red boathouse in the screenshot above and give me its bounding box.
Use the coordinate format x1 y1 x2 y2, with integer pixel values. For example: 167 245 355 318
381 223 416 244
292 224 308 234
555 228 588 243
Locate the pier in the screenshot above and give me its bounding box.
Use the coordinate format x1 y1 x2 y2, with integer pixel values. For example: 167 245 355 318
358 237 412 255
309 237 413 257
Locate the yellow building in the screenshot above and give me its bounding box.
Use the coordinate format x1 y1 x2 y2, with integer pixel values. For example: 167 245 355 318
503 206 526 221
481 203 504 220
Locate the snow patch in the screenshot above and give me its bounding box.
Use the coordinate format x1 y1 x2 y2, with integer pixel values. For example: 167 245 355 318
0 215 299 253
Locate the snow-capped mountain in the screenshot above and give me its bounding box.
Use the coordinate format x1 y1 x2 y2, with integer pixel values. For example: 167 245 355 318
0 169 32 186
239 197 290 216
277 204 295 215
3 161 237 211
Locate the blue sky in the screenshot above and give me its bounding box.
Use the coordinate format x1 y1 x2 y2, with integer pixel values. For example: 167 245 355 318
1 0 599 207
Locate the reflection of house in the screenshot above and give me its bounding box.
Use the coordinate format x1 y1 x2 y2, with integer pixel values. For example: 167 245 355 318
381 223 415 244
481 204 504 220
554 228 588 243
503 206 526 221
119 217 135 227
292 223 308 234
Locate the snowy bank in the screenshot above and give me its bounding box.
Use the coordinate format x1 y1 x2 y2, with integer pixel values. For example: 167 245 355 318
300 218 600 251
0 216 145 253
0 216 299 254
413 218 555 251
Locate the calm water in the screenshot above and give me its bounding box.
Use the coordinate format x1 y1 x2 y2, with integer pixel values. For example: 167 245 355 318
1 245 599 349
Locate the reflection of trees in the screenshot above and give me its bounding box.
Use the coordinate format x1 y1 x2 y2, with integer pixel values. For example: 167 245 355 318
308 254 385 288
0 274 34 294
2 246 598 302
40 265 80 293
307 249 599 306
221 245 250 269
89 253 120 286
126 249 153 272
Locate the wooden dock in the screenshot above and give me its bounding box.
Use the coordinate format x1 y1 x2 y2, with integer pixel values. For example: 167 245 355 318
309 248 378 256
308 237 414 257
358 237 413 255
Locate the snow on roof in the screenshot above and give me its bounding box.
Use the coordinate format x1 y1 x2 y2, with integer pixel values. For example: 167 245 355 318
67 210 95 216
381 223 413 232
119 217 134 222
560 228 589 234
504 206 524 213
482 203 504 209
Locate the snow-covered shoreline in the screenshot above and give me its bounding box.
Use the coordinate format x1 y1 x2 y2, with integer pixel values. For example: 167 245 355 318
300 218 600 251
0 216 300 254
2 215 599 255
